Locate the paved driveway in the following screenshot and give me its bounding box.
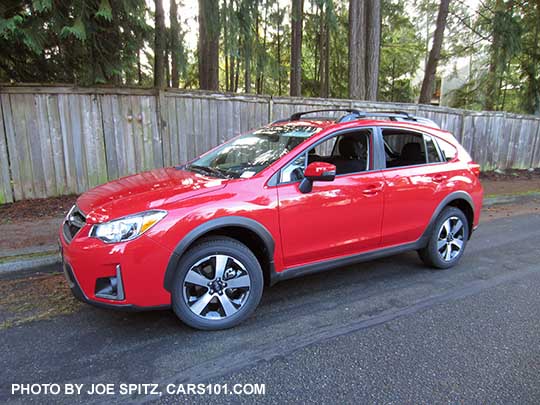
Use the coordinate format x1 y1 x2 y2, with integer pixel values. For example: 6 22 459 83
1 213 539 404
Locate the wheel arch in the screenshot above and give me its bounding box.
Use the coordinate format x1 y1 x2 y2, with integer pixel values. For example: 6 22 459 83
163 217 275 291
420 191 475 245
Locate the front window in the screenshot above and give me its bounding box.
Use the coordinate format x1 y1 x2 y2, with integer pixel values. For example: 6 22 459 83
186 124 321 178
280 130 371 183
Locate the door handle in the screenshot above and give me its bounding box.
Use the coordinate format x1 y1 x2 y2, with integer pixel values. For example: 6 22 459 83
362 183 384 195
432 174 448 183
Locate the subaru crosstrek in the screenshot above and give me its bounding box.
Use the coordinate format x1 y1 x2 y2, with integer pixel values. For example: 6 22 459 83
60 109 483 330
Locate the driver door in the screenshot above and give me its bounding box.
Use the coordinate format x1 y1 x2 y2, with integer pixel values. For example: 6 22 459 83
276 129 385 269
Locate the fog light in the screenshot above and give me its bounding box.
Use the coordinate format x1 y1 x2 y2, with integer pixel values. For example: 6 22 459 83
95 265 125 300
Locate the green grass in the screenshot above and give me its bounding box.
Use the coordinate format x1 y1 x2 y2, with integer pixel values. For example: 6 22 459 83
485 189 540 199
0 250 59 264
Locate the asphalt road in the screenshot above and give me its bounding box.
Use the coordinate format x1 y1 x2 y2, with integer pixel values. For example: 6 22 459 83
1 213 540 404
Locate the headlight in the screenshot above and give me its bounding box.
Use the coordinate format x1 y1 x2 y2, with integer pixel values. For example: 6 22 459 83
90 210 167 243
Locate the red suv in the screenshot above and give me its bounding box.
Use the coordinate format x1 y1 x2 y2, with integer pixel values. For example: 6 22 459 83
60 110 483 330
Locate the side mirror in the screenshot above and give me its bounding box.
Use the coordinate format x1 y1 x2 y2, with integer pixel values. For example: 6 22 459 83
299 162 336 193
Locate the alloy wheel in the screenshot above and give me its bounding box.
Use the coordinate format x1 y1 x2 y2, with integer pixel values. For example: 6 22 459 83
183 255 251 320
437 216 465 262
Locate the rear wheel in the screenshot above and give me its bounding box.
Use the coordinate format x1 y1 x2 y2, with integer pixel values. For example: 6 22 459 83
418 207 469 269
171 237 263 330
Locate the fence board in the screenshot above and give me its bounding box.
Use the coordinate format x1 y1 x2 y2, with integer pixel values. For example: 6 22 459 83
530 121 540 168
35 95 56 196
144 96 163 169
57 94 77 193
1 86 540 202
0 95 21 200
10 94 36 199
46 95 68 195
0 98 13 203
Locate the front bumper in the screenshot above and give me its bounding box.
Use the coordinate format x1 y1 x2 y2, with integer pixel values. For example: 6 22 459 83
62 260 143 311
59 223 174 309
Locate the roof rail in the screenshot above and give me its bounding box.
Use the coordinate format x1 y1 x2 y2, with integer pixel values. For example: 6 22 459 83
273 108 439 128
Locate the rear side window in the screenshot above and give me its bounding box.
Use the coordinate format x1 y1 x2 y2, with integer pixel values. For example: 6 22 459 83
383 130 426 168
436 138 458 161
425 135 443 163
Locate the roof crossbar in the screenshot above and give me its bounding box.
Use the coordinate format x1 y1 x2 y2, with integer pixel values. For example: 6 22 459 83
287 109 418 122
289 109 361 121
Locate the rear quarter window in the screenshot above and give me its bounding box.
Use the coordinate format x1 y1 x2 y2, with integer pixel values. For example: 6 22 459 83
435 138 458 161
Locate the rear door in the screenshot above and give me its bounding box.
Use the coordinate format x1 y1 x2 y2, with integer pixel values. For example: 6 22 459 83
380 128 449 246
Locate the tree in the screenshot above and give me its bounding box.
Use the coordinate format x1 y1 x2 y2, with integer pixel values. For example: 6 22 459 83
170 0 180 88
0 0 151 85
348 0 380 100
154 0 166 88
317 0 335 98
379 0 423 102
290 0 304 96
520 0 540 115
365 0 381 100
198 0 220 90
348 0 366 99
419 0 450 104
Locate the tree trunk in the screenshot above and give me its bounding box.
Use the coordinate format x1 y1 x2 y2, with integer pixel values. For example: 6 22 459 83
348 0 366 99
290 0 304 96
234 57 240 91
277 22 282 95
244 46 251 93
365 0 380 100
257 0 269 94
419 0 450 104
230 55 235 92
137 49 142 85
198 0 220 90
223 0 229 91
484 0 518 111
484 0 504 110
165 40 170 87
154 0 166 88
170 0 180 88
319 6 329 98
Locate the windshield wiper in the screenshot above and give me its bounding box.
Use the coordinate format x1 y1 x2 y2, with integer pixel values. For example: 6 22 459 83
186 164 232 179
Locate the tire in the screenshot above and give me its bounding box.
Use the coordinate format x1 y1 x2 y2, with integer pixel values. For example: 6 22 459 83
418 206 469 269
171 237 264 330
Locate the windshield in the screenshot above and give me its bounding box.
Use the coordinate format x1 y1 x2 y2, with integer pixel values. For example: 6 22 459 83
186 124 321 179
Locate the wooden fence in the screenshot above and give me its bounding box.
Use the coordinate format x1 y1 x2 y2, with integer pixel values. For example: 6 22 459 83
1 86 540 203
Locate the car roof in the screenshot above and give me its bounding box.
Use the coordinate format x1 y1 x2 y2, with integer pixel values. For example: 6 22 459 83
268 117 457 145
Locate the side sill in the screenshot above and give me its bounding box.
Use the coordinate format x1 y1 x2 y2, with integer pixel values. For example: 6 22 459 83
270 240 424 285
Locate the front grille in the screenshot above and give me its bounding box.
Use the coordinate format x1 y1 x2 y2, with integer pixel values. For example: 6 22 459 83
63 205 86 243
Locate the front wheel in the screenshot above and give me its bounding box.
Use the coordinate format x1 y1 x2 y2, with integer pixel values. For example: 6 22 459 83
171 237 264 330
418 207 469 269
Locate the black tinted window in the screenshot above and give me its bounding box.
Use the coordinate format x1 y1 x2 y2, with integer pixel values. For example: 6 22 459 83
425 135 442 163
383 130 426 168
280 130 371 182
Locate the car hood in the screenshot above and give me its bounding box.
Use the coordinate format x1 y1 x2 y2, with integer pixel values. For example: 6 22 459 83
77 167 228 223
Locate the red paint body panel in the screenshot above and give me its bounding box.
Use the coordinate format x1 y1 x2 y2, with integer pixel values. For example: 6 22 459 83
60 119 483 308
277 171 385 267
